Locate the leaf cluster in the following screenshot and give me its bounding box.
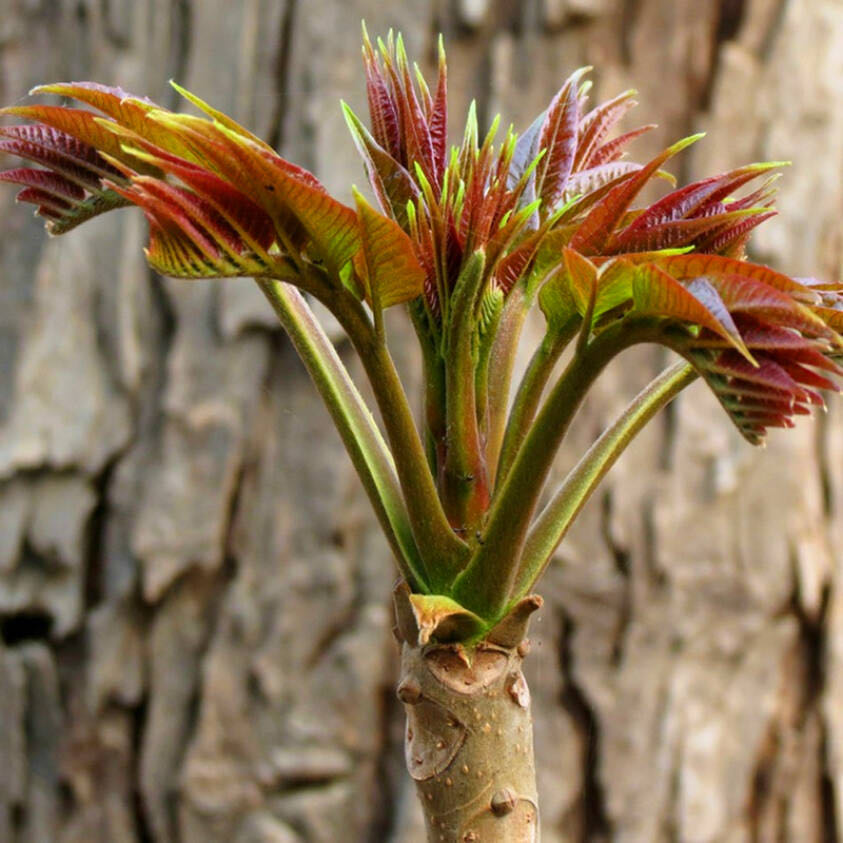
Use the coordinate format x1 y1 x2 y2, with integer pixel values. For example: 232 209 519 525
2 29 842 633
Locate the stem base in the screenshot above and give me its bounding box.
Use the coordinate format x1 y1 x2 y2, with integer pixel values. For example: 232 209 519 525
399 639 539 842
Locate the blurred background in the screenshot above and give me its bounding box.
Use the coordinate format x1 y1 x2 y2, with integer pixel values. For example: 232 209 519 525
1 0 842 841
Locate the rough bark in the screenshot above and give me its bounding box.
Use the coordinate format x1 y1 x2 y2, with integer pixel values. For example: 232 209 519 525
1 1 842 842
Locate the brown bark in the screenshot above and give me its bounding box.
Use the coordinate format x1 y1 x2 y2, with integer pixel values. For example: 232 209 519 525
1 2 842 842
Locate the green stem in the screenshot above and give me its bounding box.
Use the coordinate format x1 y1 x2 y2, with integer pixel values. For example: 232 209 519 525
495 317 579 488
412 308 446 480
442 252 490 535
452 317 661 618
363 331 472 588
513 360 697 600
474 291 504 433
256 279 427 589
272 262 471 589
484 286 530 490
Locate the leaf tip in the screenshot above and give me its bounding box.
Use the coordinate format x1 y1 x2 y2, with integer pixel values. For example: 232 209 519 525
350 183 367 206
673 132 706 153
168 79 189 100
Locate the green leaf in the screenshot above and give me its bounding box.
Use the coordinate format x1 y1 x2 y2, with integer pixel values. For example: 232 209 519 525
526 227 573 298
169 81 270 148
591 258 634 317
562 248 597 316
538 247 598 331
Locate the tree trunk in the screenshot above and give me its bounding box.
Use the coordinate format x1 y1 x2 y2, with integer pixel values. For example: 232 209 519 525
1 1 843 842
394 585 542 842
399 639 538 842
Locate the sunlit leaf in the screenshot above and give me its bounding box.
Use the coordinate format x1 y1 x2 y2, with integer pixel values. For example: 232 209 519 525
575 89 638 169
633 263 752 359
352 188 425 309
571 133 704 254
342 101 418 226
536 68 589 210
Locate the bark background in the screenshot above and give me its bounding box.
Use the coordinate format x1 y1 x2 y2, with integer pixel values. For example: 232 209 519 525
1 0 842 840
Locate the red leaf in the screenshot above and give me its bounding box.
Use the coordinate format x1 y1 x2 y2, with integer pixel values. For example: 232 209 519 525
707 273 833 339
537 68 588 209
0 104 158 174
695 317 835 357
147 113 360 271
362 31 401 159
0 124 117 187
15 186 72 213
611 209 765 253
342 102 418 226
563 161 642 201
633 263 751 358
428 38 448 179
695 211 776 255
705 351 811 399
0 167 84 202
648 253 816 301
111 135 275 253
587 125 655 166
387 35 436 184
570 134 704 254
495 230 544 295
776 360 838 393
113 178 269 279
575 89 638 170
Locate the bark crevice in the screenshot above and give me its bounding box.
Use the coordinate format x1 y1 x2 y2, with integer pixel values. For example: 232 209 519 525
557 608 612 843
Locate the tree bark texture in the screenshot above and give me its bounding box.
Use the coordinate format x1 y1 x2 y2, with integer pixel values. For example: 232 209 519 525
0 1 842 841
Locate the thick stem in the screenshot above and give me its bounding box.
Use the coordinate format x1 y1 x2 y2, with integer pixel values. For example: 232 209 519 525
495 317 579 488
484 286 529 490
442 251 491 535
399 640 539 842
